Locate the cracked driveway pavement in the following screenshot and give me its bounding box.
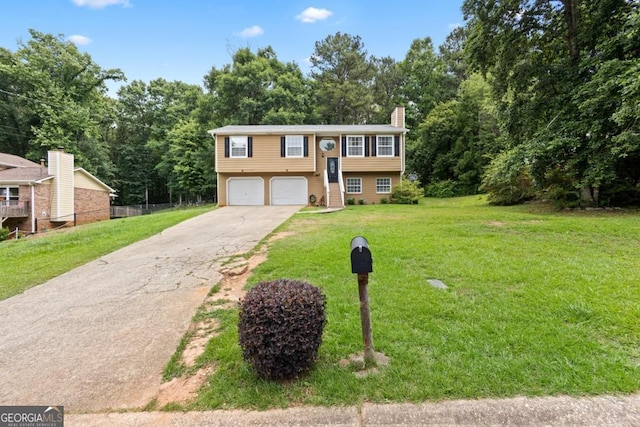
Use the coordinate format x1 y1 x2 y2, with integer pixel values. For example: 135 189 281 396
0 206 300 412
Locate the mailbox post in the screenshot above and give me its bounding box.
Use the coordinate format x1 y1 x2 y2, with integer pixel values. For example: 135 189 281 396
350 236 375 366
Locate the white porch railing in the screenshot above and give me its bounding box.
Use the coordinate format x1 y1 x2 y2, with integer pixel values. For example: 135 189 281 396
323 169 330 206
323 169 345 208
337 170 345 207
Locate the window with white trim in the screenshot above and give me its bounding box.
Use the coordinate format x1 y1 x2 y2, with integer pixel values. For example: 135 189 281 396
346 177 362 194
230 136 248 158
376 178 392 193
376 135 394 157
286 135 303 157
347 135 364 157
0 186 19 202
0 186 18 209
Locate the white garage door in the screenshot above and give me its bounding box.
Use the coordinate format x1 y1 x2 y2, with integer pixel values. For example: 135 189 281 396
227 178 264 205
271 177 308 205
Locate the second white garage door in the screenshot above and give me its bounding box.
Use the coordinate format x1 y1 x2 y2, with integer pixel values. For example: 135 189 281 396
227 178 264 205
271 177 308 205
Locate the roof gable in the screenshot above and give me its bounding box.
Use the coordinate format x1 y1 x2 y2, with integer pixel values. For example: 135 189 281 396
74 168 116 194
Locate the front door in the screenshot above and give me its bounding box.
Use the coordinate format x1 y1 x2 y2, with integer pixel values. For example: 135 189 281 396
327 157 339 183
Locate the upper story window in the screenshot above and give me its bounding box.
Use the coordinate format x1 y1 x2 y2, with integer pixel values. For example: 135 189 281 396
376 135 394 157
286 135 303 158
346 135 364 157
230 136 248 158
319 138 336 152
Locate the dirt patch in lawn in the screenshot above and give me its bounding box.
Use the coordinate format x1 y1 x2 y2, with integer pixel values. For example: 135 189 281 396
155 233 291 408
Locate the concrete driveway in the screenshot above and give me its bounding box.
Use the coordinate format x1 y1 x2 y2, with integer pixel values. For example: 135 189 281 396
0 206 299 412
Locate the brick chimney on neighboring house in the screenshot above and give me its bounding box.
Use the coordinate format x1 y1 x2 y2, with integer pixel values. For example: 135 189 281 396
391 106 405 128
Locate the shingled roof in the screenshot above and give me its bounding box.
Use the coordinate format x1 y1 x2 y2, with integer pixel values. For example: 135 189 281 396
0 166 51 183
209 124 408 136
0 153 41 168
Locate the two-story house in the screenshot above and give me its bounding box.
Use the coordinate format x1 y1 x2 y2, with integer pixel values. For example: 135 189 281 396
209 106 407 208
0 149 115 234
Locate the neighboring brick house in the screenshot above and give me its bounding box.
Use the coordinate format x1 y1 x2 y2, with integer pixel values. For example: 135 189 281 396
0 150 116 234
209 106 408 207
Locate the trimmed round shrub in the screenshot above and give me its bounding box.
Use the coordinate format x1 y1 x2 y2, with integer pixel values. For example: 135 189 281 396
238 279 327 381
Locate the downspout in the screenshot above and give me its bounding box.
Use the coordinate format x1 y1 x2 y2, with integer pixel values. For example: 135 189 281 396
30 183 35 233
401 132 406 176
207 130 218 204
313 133 317 175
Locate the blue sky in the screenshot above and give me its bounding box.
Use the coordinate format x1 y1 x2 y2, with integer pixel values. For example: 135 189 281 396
1 1 465 94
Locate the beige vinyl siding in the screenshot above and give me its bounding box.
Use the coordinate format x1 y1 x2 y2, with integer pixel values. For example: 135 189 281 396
216 134 315 173
48 150 74 222
341 156 402 172
74 170 107 191
343 172 401 204
340 134 403 172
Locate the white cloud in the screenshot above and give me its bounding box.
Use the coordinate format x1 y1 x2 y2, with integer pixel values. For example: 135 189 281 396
71 0 131 9
296 7 333 23
68 35 92 45
236 25 264 38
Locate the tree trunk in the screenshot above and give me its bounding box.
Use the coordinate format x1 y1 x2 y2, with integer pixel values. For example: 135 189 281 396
562 0 580 64
580 185 600 206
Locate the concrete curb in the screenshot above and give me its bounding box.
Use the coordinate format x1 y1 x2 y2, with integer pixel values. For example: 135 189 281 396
66 393 640 426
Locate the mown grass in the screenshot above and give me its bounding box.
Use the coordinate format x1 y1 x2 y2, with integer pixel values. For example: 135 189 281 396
0 205 214 300
185 196 640 409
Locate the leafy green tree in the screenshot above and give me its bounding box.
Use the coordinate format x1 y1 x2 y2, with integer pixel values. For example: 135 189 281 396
113 79 204 204
0 29 123 177
310 32 375 124
464 0 640 206
480 146 535 205
399 37 457 131
111 81 158 205
409 73 501 196
205 47 316 125
370 56 405 123
163 118 215 203
439 26 469 83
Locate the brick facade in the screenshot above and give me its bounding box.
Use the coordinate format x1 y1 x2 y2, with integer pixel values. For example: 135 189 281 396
4 184 109 233
74 187 110 225
1 151 114 235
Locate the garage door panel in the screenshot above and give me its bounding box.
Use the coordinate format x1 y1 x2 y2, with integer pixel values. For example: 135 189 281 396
271 177 307 205
228 178 264 205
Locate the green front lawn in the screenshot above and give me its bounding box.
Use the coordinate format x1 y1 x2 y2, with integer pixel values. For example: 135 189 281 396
0 205 214 300
188 196 640 409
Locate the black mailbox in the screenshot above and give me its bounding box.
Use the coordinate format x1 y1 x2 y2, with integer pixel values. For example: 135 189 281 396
350 236 373 274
